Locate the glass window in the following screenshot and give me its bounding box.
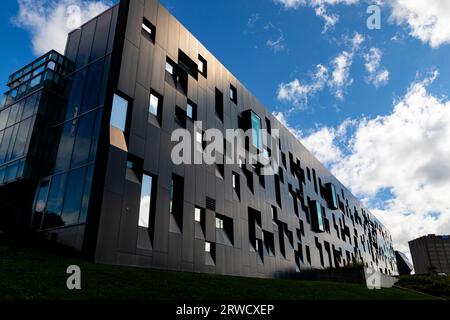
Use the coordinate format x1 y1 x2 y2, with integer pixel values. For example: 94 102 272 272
138 174 153 228
79 164 94 224
216 217 224 229
81 60 104 113
71 112 95 168
12 117 32 159
110 93 128 131
43 173 67 229
186 104 193 119
54 118 78 173
0 108 9 130
47 61 56 71
165 61 174 75
61 167 87 226
6 104 19 127
30 75 42 88
90 11 112 62
194 207 202 222
0 127 13 164
205 242 211 252
251 111 262 150
149 93 159 116
31 180 49 230
66 68 87 120
198 55 207 77
76 19 96 69
232 173 237 189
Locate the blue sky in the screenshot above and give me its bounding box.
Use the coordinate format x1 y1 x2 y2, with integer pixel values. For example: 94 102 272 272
2 0 450 258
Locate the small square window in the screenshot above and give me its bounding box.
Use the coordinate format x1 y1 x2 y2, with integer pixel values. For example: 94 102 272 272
149 93 159 116
195 207 202 222
205 242 211 252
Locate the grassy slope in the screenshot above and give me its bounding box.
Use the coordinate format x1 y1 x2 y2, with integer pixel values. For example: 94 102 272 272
0 234 438 300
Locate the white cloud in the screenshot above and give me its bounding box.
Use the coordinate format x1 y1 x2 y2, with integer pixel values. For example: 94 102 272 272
277 33 363 107
363 47 390 87
328 50 353 99
296 70 450 257
274 0 360 31
277 64 328 109
13 0 111 56
389 0 450 48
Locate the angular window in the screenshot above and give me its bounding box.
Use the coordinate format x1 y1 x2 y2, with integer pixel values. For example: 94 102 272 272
30 180 49 230
216 214 234 246
205 242 211 252
215 88 224 122
165 60 174 75
215 217 224 229
230 84 237 104
178 49 198 79
175 106 186 128
186 100 197 120
110 93 128 132
169 174 184 233
149 92 160 117
325 182 339 210
194 207 202 222
138 174 154 228
61 166 87 226
251 111 262 150
142 17 156 42
198 55 207 77
310 200 325 233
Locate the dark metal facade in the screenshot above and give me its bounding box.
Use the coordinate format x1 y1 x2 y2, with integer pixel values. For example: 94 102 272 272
409 235 450 275
0 0 397 278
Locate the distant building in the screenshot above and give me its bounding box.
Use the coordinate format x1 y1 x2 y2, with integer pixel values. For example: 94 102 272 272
409 235 450 275
394 251 413 275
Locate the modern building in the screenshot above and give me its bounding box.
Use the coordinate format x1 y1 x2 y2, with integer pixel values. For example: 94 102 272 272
0 0 397 278
409 235 450 275
394 251 413 275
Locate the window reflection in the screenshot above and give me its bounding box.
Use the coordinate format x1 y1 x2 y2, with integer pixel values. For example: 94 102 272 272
138 174 153 228
110 93 128 131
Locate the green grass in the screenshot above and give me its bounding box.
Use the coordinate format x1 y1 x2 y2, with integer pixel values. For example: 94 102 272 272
0 233 440 300
397 275 450 300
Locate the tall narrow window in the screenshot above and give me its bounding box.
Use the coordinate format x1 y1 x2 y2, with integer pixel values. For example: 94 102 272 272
194 207 202 222
187 100 197 120
251 111 262 150
142 18 156 42
230 84 237 104
110 93 128 131
165 60 174 75
138 174 153 228
169 174 184 232
148 90 163 120
215 88 224 122
198 54 207 77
